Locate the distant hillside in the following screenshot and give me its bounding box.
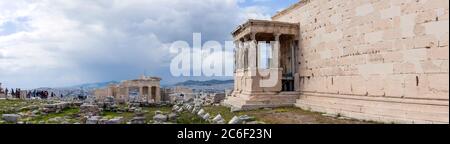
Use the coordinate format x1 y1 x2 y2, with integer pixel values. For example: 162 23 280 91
174 79 234 86
29 80 234 97
30 81 120 98
67 81 120 89
171 79 234 92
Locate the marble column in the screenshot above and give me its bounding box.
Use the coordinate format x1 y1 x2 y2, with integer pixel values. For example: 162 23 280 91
237 41 243 70
138 87 141 101
156 87 161 102
148 86 153 102
234 41 239 72
249 33 258 70
272 33 281 68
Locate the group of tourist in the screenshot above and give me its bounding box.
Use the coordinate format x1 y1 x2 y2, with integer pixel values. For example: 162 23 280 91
0 88 23 99
28 90 50 99
0 87 62 99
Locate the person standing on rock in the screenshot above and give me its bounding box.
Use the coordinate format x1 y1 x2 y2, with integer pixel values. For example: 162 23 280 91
44 91 49 99
0 83 3 94
11 88 15 98
16 88 21 99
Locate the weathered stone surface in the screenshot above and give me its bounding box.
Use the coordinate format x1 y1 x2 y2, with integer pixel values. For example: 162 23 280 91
72 102 83 107
48 117 64 123
168 113 177 121
192 107 199 114
153 114 168 122
176 107 184 113
20 105 39 111
31 110 40 115
197 109 205 117
131 117 146 124
230 107 241 112
212 114 226 124
2 114 21 123
226 0 450 124
226 115 255 124
86 116 101 124
100 101 118 112
42 103 70 113
134 107 142 113
98 118 109 124
105 96 115 103
134 112 145 117
228 116 240 124
186 105 193 111
202 113 210 120
93 76 162 103
194 103 202 108
245 121 265 124
80 103 100 116
172 105 179 111
155 110 163 115
106 117 124 124
238 115 255 123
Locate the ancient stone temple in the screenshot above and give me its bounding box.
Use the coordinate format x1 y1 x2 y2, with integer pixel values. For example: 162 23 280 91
225 20 301 109
225 0 449 124
94 75 162 103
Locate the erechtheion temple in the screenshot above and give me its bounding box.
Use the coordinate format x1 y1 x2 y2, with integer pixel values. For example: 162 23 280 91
224 0 449 124
94 75 162 103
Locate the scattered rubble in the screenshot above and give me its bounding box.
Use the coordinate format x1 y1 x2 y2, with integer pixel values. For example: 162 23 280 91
42 102 70 113
106 117 124 124
131 117 146 124
228 115 256 124
86 116 102 124
168 113 177 121
80 103 100 116
212 114 225 124
2 114 21 123
153 114 168 123
0 95 267 124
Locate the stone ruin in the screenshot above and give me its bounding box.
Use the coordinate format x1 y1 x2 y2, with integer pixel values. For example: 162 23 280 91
224 0 449 124
93 75 162 104
163 100 263 124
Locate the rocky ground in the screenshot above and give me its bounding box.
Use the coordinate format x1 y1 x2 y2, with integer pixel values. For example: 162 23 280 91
0 99 375 124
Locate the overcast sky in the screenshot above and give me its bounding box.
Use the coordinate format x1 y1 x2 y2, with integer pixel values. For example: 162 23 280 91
0 0 298 89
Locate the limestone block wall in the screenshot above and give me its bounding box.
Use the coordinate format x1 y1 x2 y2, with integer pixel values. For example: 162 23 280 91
273 0 449 123
94 88 109 100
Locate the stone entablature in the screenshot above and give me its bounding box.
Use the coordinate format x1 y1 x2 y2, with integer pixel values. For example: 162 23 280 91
232 19 299 41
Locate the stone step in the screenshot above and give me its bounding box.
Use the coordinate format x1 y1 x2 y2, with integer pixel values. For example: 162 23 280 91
296 97 449 124
296 102 427 124
300 92 449 106
224 92 299 110
298 95 449 114
223 96 246 107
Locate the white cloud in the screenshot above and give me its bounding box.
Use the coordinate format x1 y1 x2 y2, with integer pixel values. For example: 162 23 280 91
0 0 272 88
240 6 272 20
